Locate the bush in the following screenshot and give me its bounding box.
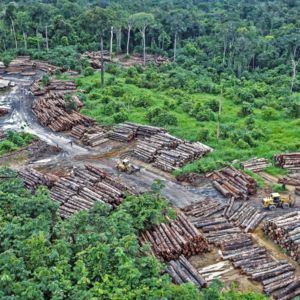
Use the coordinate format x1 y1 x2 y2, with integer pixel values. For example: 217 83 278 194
146 107 178 127
41 75 50 86
113 112 128 123
239 102 254 117
198 129 210 141
83 66 95 76
261 107 278 120
0 140 18 154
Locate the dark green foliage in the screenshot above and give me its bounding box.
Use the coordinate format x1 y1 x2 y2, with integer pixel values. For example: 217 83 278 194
0 131 33 155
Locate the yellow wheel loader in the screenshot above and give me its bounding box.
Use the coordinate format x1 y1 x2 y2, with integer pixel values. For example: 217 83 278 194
115 159 140 174
262 193 293 210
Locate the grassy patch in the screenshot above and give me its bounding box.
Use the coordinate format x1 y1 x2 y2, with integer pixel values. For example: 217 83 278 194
76 70 299 174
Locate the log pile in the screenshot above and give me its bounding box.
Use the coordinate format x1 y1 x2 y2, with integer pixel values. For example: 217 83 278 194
183 199 299 298
198 261 233 283
140 212 208 261
155 56 170 65
0 107 9 117
82 130 108 147
263 212 300 264
296 186 300 196
228 202 266 233
50 164 133 217
5 56 58 75
81 51 111 68
31 79 77 96
18 167 58 191
166 255 207 288
0 130 6 141
0 78 12 89
207 167 258 200
274 153 300 171
32 92 94 132
241 158 271 172
279 173 300 186
109 122 165 142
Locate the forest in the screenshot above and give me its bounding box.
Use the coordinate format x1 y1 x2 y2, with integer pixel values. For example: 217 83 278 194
0 1 300 299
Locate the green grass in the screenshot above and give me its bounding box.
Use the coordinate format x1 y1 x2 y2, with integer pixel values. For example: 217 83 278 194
75 71 300 175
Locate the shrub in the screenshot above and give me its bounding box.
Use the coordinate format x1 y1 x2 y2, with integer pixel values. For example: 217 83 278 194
239 102 254 117
0 140 18 154
41 75 50 86
261 107 278 120
198 128 210 141
113 112 128 123
83 66 95 76
237 139 249 149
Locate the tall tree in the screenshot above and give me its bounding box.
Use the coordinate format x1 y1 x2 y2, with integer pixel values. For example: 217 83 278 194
132 12 155 66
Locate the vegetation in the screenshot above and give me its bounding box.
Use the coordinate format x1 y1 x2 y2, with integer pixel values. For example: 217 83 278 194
0 169 268 299
0 131 33 155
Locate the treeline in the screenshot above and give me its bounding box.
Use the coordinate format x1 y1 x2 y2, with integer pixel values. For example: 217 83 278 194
0 0 300 89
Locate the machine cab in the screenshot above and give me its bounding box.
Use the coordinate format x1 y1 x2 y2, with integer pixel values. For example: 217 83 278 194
271 193 280 204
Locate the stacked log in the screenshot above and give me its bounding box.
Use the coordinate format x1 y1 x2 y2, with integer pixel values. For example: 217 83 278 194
228 202 266 233
32 92 94 132
279 173 300 186
155 56 170 65
208 167 258 200
296 187 300 196
241 158 271 172
18 167 58 191
31 79 77 96
263 212 300 263
81 51 111 68
50 164 134 218
0 79 12 89
153 142 212 172
5 56 58 75
70 125 88 139
108 123 137 142
167 255 207 288
140 212 208 261
183 199 299 298
0 107 9 117
82 130 108 147
274 153 300 171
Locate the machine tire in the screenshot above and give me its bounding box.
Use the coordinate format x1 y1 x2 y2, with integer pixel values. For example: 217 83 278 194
282 203 290 209
269 205 276 211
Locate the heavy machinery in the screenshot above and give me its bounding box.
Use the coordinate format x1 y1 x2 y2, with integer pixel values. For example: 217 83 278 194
115 159 140 174
262 193 292 210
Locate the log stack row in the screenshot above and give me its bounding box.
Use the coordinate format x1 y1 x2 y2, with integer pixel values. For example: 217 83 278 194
279 173 300 186
69 125 108 146
183 199 299 298
166 255 207 288
81 51 111 68
108 122 165 142
140 212 208 261
50 164 133 218
296 187 300 196
32 92 94 132
17 167 58 191
207 167 258 200
0 62 5 74
221 239 299 299
5 56 58 75
263 212 300 264
274 153 300 171
241 158 271 172
31 79 77 96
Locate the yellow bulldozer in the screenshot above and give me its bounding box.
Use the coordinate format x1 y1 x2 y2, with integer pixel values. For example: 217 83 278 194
262 193 294 210
115 159 140 175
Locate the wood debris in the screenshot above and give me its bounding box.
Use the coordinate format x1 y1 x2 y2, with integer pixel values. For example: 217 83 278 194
198 261 233 283
263 212 300 264
140 212 208 261
167 255 207 288
81 51 111 68
31 79 77 96
274 153 300 171
241 158 271 172
207 167 258 200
